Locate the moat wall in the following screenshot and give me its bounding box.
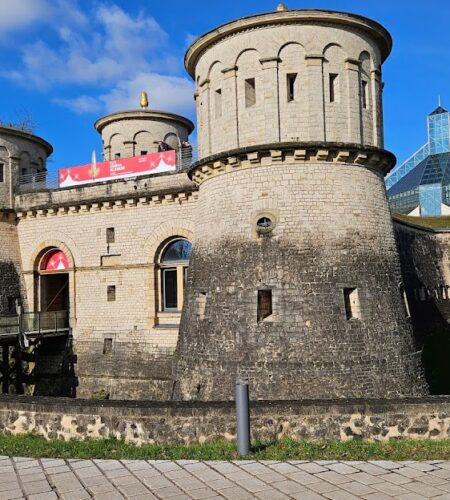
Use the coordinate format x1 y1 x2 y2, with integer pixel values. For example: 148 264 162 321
1 395 450 444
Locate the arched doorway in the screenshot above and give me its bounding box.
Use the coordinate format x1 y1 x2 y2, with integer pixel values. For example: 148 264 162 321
38 248 70 313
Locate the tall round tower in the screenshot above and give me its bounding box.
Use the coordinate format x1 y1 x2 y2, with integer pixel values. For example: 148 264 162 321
0 126 52 209
173 7 427 400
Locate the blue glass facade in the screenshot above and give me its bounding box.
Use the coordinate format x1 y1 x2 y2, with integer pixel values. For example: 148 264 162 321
386 106 450 216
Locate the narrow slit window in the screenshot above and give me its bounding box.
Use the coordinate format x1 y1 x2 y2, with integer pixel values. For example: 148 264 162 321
245 78 256 108
287 73 297 102
215 88 222 118
343 287 360 320
0 163 3 183
361 80 368 109
257 289 272 322
103 338 113 355
107 285 116 302
106 227 115 244
198 292 207 320
329 73 338 103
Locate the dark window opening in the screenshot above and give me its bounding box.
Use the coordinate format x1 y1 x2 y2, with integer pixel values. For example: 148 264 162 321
343 287 360 320
140 150 148 156
103 338 113 354
106 227 115 244
107 285 116 302
362 80 368 109
0 163 4 183
245 78 256 107
215 88 222 118
287 73 297 102
163 269 178 310
257 289 272 322
329 73 338 103
7 297 16 314
114 153 121 159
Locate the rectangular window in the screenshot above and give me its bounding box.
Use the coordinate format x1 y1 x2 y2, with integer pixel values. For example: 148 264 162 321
7 297 16 314
106 227 115 244
107 285 116 302
198 292 207 320
163 269 178 310
215 88 222 118
343 287 360 320
287 73 297 102
245 78 256 108
103 338 113 355
140 150 148 156
361 80 368 109
114 153 121 159
0 163 3 183
329 73 338 103
257 289 272 322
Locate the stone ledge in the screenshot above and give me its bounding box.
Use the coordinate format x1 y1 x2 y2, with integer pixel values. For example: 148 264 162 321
190 142 396 185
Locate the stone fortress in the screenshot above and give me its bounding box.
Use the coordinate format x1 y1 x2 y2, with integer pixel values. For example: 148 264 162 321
0 4 449 401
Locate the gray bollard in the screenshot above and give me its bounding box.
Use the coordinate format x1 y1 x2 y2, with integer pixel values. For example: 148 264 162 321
235 381 250 456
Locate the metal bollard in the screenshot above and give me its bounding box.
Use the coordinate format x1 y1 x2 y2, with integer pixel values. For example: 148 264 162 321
235 380 250 456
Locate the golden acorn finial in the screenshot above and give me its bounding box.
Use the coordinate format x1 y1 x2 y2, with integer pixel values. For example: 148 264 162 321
140 91 149 110
276 3 288 11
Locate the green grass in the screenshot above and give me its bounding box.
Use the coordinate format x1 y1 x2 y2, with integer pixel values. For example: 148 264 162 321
2 435 450 460
393 213 450 229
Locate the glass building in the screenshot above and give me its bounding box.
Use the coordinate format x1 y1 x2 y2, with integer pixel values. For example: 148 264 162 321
386 106 450 216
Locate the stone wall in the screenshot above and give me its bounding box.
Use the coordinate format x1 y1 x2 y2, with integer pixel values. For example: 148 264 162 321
14 172 198 400
0 211 24 314
174 146 427 401
1 395 450 444
394 219 450 394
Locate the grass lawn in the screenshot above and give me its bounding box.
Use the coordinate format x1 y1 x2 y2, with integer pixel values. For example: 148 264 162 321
1 435 450 460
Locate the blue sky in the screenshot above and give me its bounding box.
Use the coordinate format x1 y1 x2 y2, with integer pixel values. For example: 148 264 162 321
0 0 449 172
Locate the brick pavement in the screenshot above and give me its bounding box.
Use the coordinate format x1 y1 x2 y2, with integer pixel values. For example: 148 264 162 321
1 457 450 499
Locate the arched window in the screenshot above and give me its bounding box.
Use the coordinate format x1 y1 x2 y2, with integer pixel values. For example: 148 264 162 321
159 239 192 312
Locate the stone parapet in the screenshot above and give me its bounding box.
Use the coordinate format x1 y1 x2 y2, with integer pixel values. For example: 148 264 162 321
0 395 449 444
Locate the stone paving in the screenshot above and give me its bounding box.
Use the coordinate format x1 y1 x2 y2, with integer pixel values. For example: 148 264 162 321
2 457 450 500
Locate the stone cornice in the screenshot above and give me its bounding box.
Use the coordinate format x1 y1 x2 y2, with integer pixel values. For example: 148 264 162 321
189 142 396 185
185 9 392 77
94 110 195 134
0 126 53 156
15 190 198 220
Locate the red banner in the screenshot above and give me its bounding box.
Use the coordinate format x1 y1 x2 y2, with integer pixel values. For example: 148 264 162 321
59 150 176 187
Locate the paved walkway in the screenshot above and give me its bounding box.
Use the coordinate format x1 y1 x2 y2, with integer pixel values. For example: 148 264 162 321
2 458 450 500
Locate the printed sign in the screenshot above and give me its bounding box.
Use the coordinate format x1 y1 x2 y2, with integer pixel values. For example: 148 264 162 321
58 150 176 187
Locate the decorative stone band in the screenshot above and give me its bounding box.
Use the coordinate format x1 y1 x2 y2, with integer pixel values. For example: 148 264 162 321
189 142 396 186
15 190 198 220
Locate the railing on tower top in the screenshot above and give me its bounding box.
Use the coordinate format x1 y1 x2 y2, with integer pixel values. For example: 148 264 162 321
17 147 197 193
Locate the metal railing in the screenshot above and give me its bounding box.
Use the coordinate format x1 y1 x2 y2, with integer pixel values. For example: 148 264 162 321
0 311 69 341
17 147 198 193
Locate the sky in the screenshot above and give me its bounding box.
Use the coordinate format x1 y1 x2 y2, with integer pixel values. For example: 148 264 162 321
0 0 449 173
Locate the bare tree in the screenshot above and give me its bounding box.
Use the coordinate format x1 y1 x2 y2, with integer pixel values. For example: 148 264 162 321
0 108 37 133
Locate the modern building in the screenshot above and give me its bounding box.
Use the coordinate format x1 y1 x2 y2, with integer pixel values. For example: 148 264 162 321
386 106 450 216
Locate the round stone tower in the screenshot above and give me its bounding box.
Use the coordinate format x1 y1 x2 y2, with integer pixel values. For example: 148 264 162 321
94 97 194 161
0 126 52 209
173 7 428 400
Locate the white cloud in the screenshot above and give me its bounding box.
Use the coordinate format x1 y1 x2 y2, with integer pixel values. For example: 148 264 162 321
1 2 194 119
100 72 194 115
52 95 102 115
0 0 49 34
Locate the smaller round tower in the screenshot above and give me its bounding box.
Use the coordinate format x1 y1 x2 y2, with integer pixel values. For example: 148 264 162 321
94 93 194 161
0 126 53 209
